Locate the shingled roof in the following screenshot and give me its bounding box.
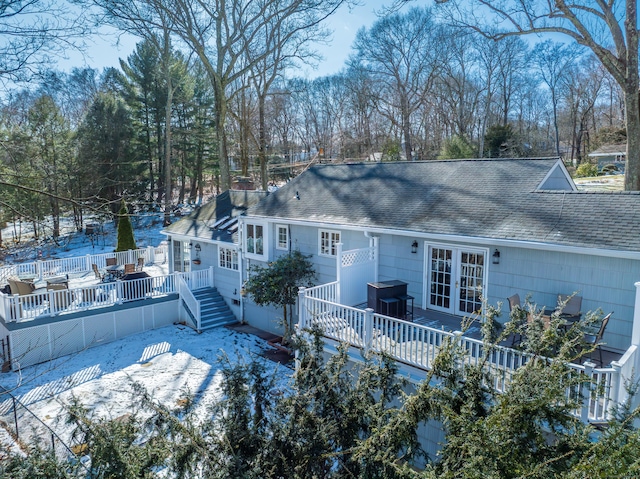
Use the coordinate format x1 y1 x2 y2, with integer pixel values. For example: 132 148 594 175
246 158 640 253
163 190 268 243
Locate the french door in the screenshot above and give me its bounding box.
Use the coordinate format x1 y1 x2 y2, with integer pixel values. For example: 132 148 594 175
172 240 191 273
426 245 486 315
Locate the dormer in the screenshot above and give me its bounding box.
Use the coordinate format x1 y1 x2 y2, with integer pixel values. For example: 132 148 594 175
536 159 577 191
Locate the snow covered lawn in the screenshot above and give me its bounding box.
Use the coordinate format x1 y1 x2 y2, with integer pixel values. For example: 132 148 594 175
0 323 292 453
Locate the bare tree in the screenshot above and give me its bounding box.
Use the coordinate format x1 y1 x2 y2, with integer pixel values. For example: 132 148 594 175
0 0 89 85
103 0 354 191
350 7 445 161
434 0 640 190
532 40 582 158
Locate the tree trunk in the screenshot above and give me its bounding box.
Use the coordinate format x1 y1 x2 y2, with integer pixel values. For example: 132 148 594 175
401 93 413 161
163 42 173 227
258 94 268 191
624 0 640 190
215 83 231 191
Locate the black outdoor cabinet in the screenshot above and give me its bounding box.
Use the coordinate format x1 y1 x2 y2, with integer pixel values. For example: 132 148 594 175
367 280 408 316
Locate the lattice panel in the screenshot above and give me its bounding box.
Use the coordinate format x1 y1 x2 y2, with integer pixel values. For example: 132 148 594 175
50 319 84 359
10 326 52 370
341 248 375 267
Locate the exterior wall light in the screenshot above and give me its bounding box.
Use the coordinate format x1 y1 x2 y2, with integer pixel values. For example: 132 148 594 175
411 240 419 254
492 249 500 264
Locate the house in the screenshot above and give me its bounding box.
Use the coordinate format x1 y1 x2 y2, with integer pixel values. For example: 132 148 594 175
233 158 637 351
149 158 640 426
588 144 626 173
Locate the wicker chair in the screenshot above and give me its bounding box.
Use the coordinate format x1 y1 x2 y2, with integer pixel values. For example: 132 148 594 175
106 257 117 266
124 263 136 274
136 257 144 271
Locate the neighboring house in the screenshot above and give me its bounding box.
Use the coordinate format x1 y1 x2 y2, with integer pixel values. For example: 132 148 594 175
232 158 640 356
588 144 626 173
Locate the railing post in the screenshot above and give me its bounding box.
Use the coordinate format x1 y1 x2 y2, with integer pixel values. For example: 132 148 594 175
581 361 595 423
147 246 153 264
209 266 215 288
49 291 56 317
86 254 92 273
609 360 622 420
298 287 307 330
2 294 10 323
364 308 374 353
36 260 43 281
336 243 343 305
116 281 124 305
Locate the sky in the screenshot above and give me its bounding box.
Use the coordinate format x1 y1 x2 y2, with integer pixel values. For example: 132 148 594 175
60 1 397 80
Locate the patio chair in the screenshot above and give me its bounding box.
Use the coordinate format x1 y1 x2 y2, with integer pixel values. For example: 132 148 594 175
557 294 582 323
92 263 105 281
8 277 36 296
124 263 135 274
136 257 144 271
583 311 613 366
106 257 117 267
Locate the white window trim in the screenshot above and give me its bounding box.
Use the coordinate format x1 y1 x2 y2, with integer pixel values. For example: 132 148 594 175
318 229 341 257
244 221 268 260
219 246 239 271
276 224 289 251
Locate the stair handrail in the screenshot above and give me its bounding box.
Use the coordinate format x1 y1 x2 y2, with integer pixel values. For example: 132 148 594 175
176 275 201 331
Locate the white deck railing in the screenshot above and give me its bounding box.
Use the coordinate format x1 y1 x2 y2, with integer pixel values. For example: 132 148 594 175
298 286 628 424
0 245 167 284
0 268 212 322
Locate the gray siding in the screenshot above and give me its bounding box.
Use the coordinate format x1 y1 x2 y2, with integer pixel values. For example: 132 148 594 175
243 220 637 354
488 247 638 352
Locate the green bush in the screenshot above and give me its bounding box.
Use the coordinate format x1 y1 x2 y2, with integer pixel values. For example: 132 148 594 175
438 135 476 159
575 162 599 178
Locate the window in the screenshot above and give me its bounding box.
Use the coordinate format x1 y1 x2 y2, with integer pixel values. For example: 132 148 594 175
219 247 238 270
276 225 289 250
319 230 341 256
245 223 265 257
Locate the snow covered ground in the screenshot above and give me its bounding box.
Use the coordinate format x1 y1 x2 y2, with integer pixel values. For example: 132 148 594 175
0 214 293 457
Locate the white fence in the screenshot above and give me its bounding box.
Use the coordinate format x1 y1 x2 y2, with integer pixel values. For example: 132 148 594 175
0 245 167 284
0 267 213 323
298 285 626 424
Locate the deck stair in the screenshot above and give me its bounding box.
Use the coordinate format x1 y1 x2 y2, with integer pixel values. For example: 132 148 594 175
192 287 238 331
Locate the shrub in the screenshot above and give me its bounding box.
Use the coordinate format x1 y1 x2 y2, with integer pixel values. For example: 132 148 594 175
575 162 598 178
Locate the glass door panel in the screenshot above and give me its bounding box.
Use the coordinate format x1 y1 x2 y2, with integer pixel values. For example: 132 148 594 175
457 251 484 314
429 247 453 312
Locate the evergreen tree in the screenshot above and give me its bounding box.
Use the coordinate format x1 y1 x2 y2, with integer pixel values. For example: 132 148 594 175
243 250 316 339
116 200 136 251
